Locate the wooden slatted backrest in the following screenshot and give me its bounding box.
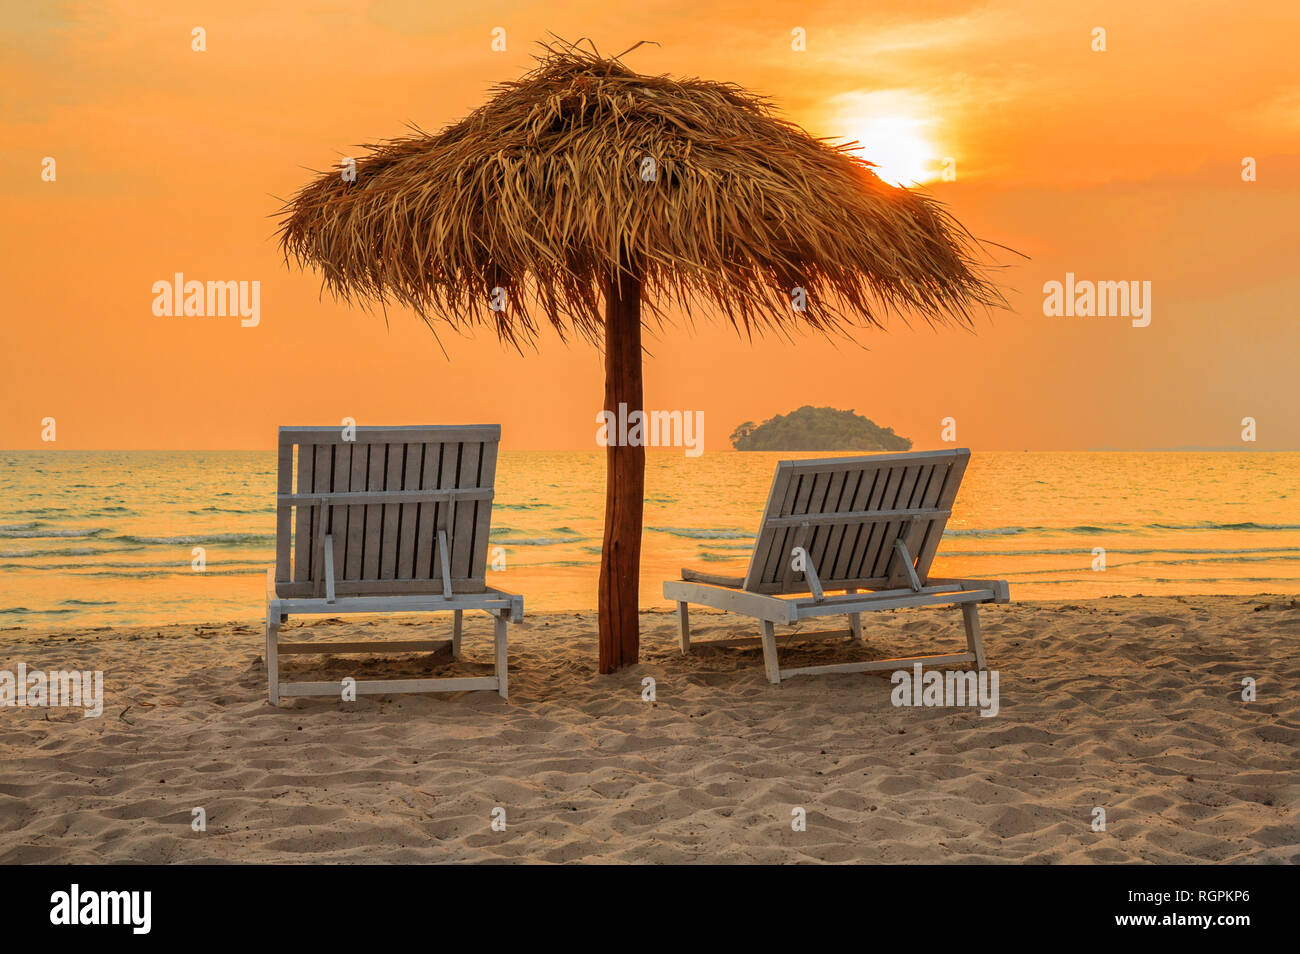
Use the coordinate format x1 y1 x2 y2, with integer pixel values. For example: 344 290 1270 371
741 449 970 595
274 425 500 598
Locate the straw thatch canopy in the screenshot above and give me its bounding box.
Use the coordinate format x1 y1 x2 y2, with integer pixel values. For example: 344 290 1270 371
278 40 1002 345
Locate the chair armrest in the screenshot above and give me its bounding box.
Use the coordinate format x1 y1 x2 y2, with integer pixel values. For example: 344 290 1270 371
681 567 746 589
926 577 1010 603
265 569 281 611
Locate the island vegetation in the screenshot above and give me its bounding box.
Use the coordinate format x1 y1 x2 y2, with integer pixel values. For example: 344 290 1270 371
729 406 912 452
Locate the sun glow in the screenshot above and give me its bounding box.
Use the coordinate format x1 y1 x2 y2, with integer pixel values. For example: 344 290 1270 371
846 116 939 187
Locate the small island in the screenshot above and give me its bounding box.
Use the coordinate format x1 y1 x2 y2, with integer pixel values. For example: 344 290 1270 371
730 406 912 452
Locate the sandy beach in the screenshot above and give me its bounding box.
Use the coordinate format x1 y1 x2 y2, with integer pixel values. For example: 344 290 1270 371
0 595 1295 864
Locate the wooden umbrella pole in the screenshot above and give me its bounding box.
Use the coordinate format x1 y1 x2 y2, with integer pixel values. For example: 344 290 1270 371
598 258 645 673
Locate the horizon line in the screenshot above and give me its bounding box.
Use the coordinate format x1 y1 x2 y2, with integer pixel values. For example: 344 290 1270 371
2 446 1297 454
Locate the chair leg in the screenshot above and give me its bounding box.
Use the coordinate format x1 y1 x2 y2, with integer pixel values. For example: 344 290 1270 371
265 610 281 705
846 588 863 643
493 611 508 700
962 602 988 671
452 609 463 658
677 601 691 654
760 620 781 685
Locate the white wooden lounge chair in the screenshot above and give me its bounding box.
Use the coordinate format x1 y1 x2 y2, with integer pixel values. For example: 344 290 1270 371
264 425 522 704
663 448 1008 684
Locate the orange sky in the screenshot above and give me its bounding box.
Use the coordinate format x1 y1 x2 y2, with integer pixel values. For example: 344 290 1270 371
2 0 1297 450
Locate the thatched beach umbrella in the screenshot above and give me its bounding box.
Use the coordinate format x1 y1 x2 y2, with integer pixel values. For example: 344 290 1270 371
279 40 1004 674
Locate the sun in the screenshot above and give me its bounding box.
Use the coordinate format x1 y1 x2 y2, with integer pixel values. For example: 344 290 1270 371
846 116 938 187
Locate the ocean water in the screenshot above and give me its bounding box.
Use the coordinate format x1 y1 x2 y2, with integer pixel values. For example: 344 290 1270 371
0 450 1296 628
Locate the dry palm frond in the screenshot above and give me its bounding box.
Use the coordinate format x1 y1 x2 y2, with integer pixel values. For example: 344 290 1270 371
278 39 1008 347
